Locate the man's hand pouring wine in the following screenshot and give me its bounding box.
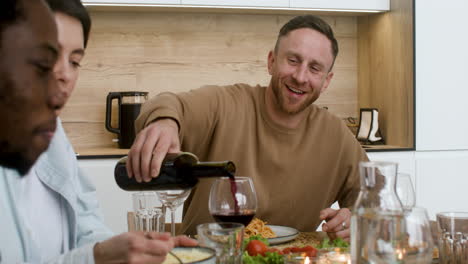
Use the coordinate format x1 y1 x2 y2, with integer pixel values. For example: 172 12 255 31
127 118 181 183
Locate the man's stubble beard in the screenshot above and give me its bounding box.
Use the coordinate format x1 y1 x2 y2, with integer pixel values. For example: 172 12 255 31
271 77 317 115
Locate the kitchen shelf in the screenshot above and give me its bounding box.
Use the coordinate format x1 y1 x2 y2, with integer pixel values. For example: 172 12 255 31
74 145 409 159
75 147 128 159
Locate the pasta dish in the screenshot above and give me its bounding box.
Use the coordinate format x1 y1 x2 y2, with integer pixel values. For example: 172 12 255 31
245 218 276 238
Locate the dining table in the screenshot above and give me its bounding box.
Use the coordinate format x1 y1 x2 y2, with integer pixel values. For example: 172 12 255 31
269 231 439 264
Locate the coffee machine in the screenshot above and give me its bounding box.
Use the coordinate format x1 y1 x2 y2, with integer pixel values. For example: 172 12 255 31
105 91 148 149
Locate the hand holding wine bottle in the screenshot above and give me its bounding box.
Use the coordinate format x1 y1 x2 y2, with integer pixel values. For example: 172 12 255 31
209 177 258 226
127 118 181 183
115 152 236 191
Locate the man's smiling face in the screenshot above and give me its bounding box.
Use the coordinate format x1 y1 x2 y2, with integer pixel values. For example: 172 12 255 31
268 28 335 115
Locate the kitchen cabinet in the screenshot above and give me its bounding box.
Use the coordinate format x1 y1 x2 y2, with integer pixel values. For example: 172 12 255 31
415 151 468 219
180 0 288 8
79 159 130 233
83 0 180 5
83 0 389 12
367 152 416 182
290 0 389 11
80 159 184 233
415 0 468 151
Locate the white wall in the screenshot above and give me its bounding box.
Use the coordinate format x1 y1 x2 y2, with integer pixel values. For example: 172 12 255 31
414 0 468 219
414 151 468 219
415 0 468 151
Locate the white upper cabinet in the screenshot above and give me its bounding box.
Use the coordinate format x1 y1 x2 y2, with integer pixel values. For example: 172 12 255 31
416 0 468 151
181 0 288 8
82 0 181 5
83 0 389 11
290 0 389 11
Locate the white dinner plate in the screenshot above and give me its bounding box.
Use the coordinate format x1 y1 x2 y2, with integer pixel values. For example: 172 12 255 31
267 225 299 245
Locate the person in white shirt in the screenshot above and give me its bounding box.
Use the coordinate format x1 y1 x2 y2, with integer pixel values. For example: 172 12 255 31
0 0 197 263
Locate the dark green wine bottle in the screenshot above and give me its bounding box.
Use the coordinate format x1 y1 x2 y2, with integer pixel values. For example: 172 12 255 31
114 152 236 191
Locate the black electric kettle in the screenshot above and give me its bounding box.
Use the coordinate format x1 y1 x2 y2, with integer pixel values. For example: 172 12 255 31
105 91 148 149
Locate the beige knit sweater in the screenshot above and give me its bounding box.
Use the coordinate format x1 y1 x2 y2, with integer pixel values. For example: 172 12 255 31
136 83 368 235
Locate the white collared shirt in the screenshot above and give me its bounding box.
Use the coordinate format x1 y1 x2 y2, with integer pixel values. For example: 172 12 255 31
18 168 69 262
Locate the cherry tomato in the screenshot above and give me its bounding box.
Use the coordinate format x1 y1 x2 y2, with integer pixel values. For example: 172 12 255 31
281 245 318 258
290 247 302 253
246 240 268 256
302 246 317 258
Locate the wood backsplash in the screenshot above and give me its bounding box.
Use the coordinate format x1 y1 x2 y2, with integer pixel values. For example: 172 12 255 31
62 11 359 152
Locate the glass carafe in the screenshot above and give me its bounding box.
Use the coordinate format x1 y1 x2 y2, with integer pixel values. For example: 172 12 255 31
351 161 403 264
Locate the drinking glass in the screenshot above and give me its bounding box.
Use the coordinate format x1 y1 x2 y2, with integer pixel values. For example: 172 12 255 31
156 189 191 236
404 207 434 264
367 207 433 264
197 222 244 264
436 212 468 264
396 173 416 211
132 191 165 232
209 177 257 226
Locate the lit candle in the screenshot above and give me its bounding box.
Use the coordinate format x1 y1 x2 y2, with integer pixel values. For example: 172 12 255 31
283 254 312 264
395 248 406 260
327 252 351 264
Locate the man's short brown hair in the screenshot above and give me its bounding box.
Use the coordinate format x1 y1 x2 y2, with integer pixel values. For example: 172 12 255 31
274 15 339 70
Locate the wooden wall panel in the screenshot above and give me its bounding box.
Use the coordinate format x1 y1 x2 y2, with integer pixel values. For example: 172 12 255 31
358 0 414 148
62 11 359 153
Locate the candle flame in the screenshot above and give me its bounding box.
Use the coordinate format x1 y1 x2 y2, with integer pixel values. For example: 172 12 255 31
396 249 404 260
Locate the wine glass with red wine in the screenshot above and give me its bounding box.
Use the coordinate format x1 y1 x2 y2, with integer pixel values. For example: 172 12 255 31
209 176 257 226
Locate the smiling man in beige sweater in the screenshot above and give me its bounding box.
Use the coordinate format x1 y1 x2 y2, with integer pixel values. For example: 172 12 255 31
127 15 368 239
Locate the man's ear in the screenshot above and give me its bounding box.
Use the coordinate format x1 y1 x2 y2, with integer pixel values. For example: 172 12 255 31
267 50 275 75
320 71 334 94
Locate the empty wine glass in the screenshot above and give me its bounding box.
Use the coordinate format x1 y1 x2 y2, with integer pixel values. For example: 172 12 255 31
367 207 433 264
156 189 191 236
209 177 257 227
396 173 416 211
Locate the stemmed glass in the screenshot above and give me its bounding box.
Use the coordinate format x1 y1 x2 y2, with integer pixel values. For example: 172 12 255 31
396 173 416 211
367 207 434 264
156 189 191 236
209 177 257 227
